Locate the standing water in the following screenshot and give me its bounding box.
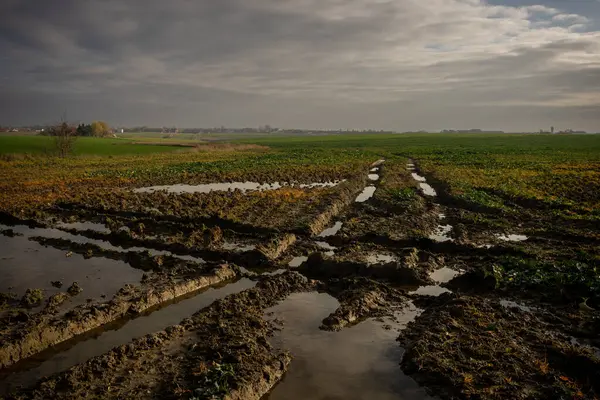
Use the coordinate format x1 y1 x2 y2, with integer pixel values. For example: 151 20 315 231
264 292 431 400
318 221 343 237
133 181 342 194
355 186 377 203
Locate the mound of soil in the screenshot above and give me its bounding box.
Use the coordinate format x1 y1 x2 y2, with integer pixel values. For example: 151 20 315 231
398 296 600 399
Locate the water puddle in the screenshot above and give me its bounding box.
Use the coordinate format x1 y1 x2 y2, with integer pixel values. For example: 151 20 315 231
133 181 342 194
411 173 426 182
409 267 461 296
318 221 343 237
368 174 380 181
0 233 143 307
430 267 460 284
419 183 437 197
409 171 437 197
315 242 336 257
315 241 336 251
410 285 451 297
429 224 453 243
264 292 430 400
222 241 256 252
366 253 396 265
497 234 528 242
56 222 111 234
0 279 255 394
288 256 308 268
355 186 376 203
2 224 206 266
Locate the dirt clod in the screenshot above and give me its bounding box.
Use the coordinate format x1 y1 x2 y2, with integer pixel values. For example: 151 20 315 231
20 289 44 308
66 282 83 296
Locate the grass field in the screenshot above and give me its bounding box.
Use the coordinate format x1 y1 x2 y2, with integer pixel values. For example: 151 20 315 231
0 136 185 156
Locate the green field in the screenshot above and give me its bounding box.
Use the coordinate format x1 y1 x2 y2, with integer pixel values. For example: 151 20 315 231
0 136 185 156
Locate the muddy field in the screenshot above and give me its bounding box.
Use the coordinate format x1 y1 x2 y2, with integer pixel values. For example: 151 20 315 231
1 135 599 399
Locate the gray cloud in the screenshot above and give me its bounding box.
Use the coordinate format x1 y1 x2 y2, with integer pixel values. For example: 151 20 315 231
0 0 599 131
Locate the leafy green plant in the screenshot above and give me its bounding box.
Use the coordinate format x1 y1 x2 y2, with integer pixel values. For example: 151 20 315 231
191 362 236 400
388 187 417 201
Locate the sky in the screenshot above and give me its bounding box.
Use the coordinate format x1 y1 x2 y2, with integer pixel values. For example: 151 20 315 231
0 0 599 132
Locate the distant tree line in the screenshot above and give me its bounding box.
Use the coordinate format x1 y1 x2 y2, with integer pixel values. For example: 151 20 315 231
39 121 113 137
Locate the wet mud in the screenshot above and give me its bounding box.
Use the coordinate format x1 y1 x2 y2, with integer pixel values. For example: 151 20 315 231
3 272 314 400
0 279 256 394
264 291 431 400
0 264 236 370
2 157 599 399
399 296 600 399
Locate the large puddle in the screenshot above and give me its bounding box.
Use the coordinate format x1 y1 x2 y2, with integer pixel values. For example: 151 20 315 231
264 292 430 400
0 278 255 394
133 181 342 194
0 231 143 307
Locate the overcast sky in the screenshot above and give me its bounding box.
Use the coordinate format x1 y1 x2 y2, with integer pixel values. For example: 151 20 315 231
1 0 599 131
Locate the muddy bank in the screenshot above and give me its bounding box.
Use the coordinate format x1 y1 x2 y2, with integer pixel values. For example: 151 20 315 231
0 264 236 370
300 249 435 286
338 161 441 242
247 234 297 266
5 272 314 399
399 295 600 399
0 279 256 394
30 226 291 270
306 176 367 236
319 277 407 331
28 236 202 272
44 183 348 234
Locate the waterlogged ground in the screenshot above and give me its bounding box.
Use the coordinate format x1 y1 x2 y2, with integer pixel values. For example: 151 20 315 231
1 134 599 399
264 292 430 400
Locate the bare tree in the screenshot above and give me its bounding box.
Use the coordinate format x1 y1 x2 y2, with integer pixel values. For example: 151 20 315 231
49 120 77 157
